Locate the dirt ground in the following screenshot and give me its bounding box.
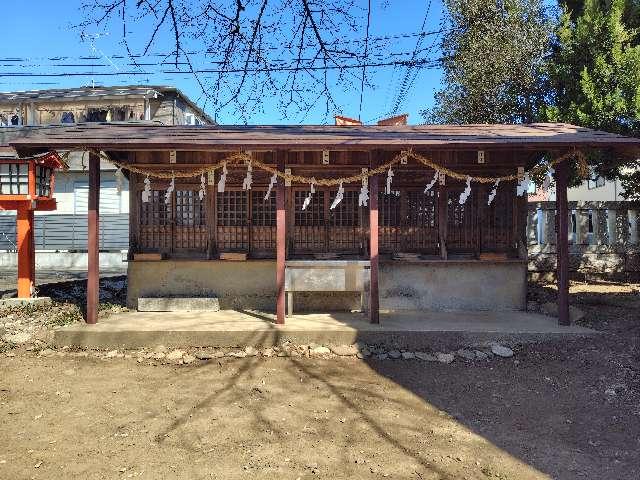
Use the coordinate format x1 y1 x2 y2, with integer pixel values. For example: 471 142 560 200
1 280 639 480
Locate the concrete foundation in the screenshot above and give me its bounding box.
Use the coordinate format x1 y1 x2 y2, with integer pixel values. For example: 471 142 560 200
138 297 220 312
379 260 527 311
0 251 126 271
0 297 52 307
127 259 528 312
53 310 595 350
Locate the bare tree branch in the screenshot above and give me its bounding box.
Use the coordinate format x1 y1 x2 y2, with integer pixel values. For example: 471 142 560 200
78 0 427 122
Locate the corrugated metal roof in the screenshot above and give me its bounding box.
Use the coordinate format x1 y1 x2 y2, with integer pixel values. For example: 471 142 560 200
8 122 640 152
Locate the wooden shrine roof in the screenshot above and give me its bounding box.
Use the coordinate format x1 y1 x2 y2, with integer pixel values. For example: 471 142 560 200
9 122 640 152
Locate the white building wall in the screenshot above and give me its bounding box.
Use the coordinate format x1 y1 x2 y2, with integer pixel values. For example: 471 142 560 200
34 170 129 215
567 178 625 202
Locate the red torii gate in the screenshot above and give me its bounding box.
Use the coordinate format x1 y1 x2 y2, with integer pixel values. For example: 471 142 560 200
0 151 63 298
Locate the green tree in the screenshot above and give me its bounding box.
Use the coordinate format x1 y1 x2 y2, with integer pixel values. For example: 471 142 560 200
545 0 640 197
424 0 552 124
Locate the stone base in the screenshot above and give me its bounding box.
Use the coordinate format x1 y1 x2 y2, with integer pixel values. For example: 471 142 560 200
138 297 220 312
52 310 596 350
0 297 52 308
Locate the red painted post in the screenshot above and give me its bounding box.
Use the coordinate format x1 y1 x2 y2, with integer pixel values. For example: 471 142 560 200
555 159 570 326
275 151 286 325
87 152 100 324
16 207 34 298
369 164 380 324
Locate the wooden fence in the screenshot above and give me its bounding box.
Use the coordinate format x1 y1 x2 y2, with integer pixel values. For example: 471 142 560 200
528 201 640 280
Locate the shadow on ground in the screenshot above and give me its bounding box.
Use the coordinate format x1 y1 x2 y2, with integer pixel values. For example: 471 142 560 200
5 275 638 479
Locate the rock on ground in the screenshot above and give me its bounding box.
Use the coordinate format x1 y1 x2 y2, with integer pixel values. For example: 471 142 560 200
2 331 32 344
415 352 438 361
166 350 185 360
311 346 331 355
436 352 455 364
456 349 476 360
490 344 514 358
474 350 489 360
329 345 359 356
182 354 196 364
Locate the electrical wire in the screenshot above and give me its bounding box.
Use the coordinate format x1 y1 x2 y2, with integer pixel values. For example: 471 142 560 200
357 0 372 121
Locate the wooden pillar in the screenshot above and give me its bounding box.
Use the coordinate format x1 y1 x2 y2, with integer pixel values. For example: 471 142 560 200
16 207 34 298
275 151 286 325
555 159 570 326
87 152 100 324
369 154 380 324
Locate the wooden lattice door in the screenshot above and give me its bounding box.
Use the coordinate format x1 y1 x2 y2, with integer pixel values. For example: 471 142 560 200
480 182 515 253
174 189 207 253
292 189 326 254
250 190 276 256
446 186 478 254
138 190 172 252
216 190 249 252
404 189 439 254
379 191 401 253
328 189 362 254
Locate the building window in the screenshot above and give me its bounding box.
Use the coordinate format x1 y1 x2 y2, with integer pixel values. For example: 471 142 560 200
587 176 605 189
184 113 203 126
61 112 75 123
87 109 108 122
35 166 52 197
0 163 29 194
86 107 128 122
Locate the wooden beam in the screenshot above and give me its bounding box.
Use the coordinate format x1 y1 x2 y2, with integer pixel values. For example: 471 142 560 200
276 151 286 325
128 171 139 260
16 207 34 298
87 152 100 324
555 159 570 326
369 153 380 324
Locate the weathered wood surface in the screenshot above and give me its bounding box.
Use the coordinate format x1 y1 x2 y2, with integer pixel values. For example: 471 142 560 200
10 122 640 151
555 161 570 325
127 150 525 260
87 152 100 324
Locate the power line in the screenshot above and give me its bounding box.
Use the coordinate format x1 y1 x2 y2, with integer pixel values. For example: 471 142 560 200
0 47 438 70
0 57 441 78
389 1 436 115
358 0 372 121
0 29 448 64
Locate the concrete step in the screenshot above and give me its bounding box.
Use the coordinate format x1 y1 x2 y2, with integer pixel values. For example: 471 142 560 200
137 297 220 312
53 310 597 350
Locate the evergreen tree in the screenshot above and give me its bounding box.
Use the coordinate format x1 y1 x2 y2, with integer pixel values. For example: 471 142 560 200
545 0 640 197
424 0 552 124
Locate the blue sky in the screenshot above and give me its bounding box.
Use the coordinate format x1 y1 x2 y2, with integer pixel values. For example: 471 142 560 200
1 1 445 124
